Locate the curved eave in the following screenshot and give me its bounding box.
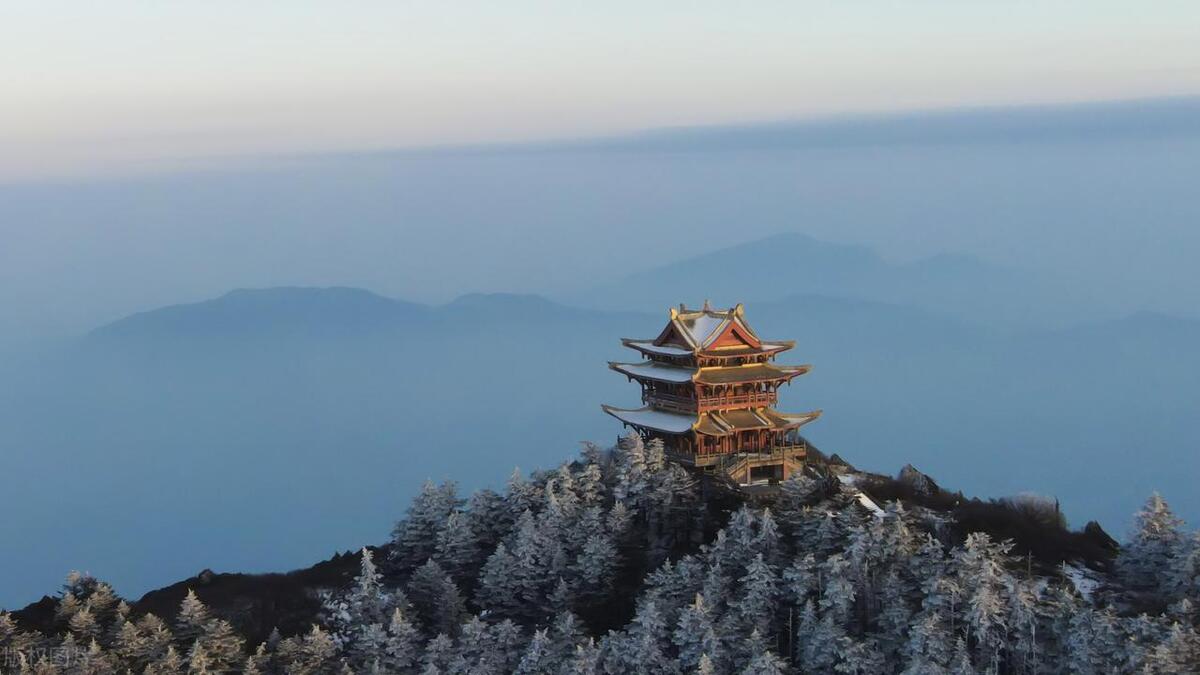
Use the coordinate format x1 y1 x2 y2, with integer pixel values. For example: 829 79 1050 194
766 409 823 430
699 340 795 358
600 404 697 435
695 408 822 437
620 338 695 358
694 364 812 386
608 361 697 384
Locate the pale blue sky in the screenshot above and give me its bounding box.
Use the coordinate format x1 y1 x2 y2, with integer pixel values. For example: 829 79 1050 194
3 1 1199 179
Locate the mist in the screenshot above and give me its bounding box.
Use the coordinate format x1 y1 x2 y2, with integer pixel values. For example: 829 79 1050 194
2 97 1200 608
2 97 1199 343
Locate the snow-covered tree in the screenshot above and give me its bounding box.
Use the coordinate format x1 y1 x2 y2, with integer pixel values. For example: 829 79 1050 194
407 560 466 637
732 554 778 637
174 590 211 647
1119 492 1187 594
673 594 722 672
391 481 462 573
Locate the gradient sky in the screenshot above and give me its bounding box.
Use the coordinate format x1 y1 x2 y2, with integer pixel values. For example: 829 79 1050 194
4 1 1199 180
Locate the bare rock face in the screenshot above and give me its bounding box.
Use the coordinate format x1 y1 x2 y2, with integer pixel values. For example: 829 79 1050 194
898 464 940 497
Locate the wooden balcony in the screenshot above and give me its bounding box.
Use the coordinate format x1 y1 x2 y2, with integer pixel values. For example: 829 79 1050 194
645 390 777 413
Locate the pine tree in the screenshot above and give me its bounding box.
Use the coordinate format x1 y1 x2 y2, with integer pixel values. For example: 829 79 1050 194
117 615 172 671
148 645 185 675
955 533 1013 672
196 619 245 673
948 638 975 674
421 634 455 673
819 554 857 625
546 611 585 665
607 502 633 538
900 610 952 675
68 606 101 642
174 590 211 648
755 509 781 567
783 554 818 607
563 639 600 675
612 433 648 503
465 488 512 552
576 462 605 507
506 469 542 523
834 637 885 675
79 639 117 675
407 560 466 637
605 601 675 675
739 650 787 675
575 534 618 605
876 571 912 666
1120 492 1187 595
382 608 420 673
292 625 340 675
515 628 551 674
87 583 120 624
733 554 779 637
243 652 264 675
391 481 461 573
673 594 721 672
800 613 843 673
477 542 521 616
490 619 528 673
434 511 480 585
1167 531 1200 606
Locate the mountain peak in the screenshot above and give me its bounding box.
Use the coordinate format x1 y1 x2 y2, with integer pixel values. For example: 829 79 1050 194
89 286 427 340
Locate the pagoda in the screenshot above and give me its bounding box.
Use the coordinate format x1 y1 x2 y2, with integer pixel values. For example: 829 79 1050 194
602 302 821 485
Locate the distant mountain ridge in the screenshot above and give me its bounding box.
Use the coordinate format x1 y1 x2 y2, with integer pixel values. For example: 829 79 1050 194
90 287 428 340
5 283 1199 608
567 232 1074 328
90 288 628 341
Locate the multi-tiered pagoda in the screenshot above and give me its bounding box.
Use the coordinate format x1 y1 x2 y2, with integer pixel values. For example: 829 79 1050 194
602 302 820 485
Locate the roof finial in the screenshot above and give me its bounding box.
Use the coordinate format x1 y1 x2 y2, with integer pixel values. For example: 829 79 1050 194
669 306 679 319
702 298 712 312
734 302 744 316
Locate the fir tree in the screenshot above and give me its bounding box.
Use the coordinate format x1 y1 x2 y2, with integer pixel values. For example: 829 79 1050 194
382 608 420 673
515 628 551 674
196 619 244 673
1120 492 1187 594
673 594 721 672
739 650 787 675
434 511 481 585
174 590 210 648
391 481 461 573
733 554 779 637
407 560 466 637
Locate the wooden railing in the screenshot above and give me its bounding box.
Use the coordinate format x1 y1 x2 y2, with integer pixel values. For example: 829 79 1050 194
645 391 776 413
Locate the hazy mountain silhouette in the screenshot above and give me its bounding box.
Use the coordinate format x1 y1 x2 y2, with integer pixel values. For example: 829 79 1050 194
91 287 430 340
560 96 1200 152
569 232 1069 327
2 287 1197 609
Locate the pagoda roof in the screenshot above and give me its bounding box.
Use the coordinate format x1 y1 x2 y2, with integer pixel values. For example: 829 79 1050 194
622 302 798 356
602 404 822 437
621 338 794 358
695 363 811 385
700 341 795 357
666 302 758 350
610 361 810 385
694 408 821 436
609 361 695 383
620 340 698 358
601 405 696 434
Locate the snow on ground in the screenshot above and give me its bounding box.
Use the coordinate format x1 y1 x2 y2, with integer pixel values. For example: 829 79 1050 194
1063 563 1101 602
855 492 887 518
